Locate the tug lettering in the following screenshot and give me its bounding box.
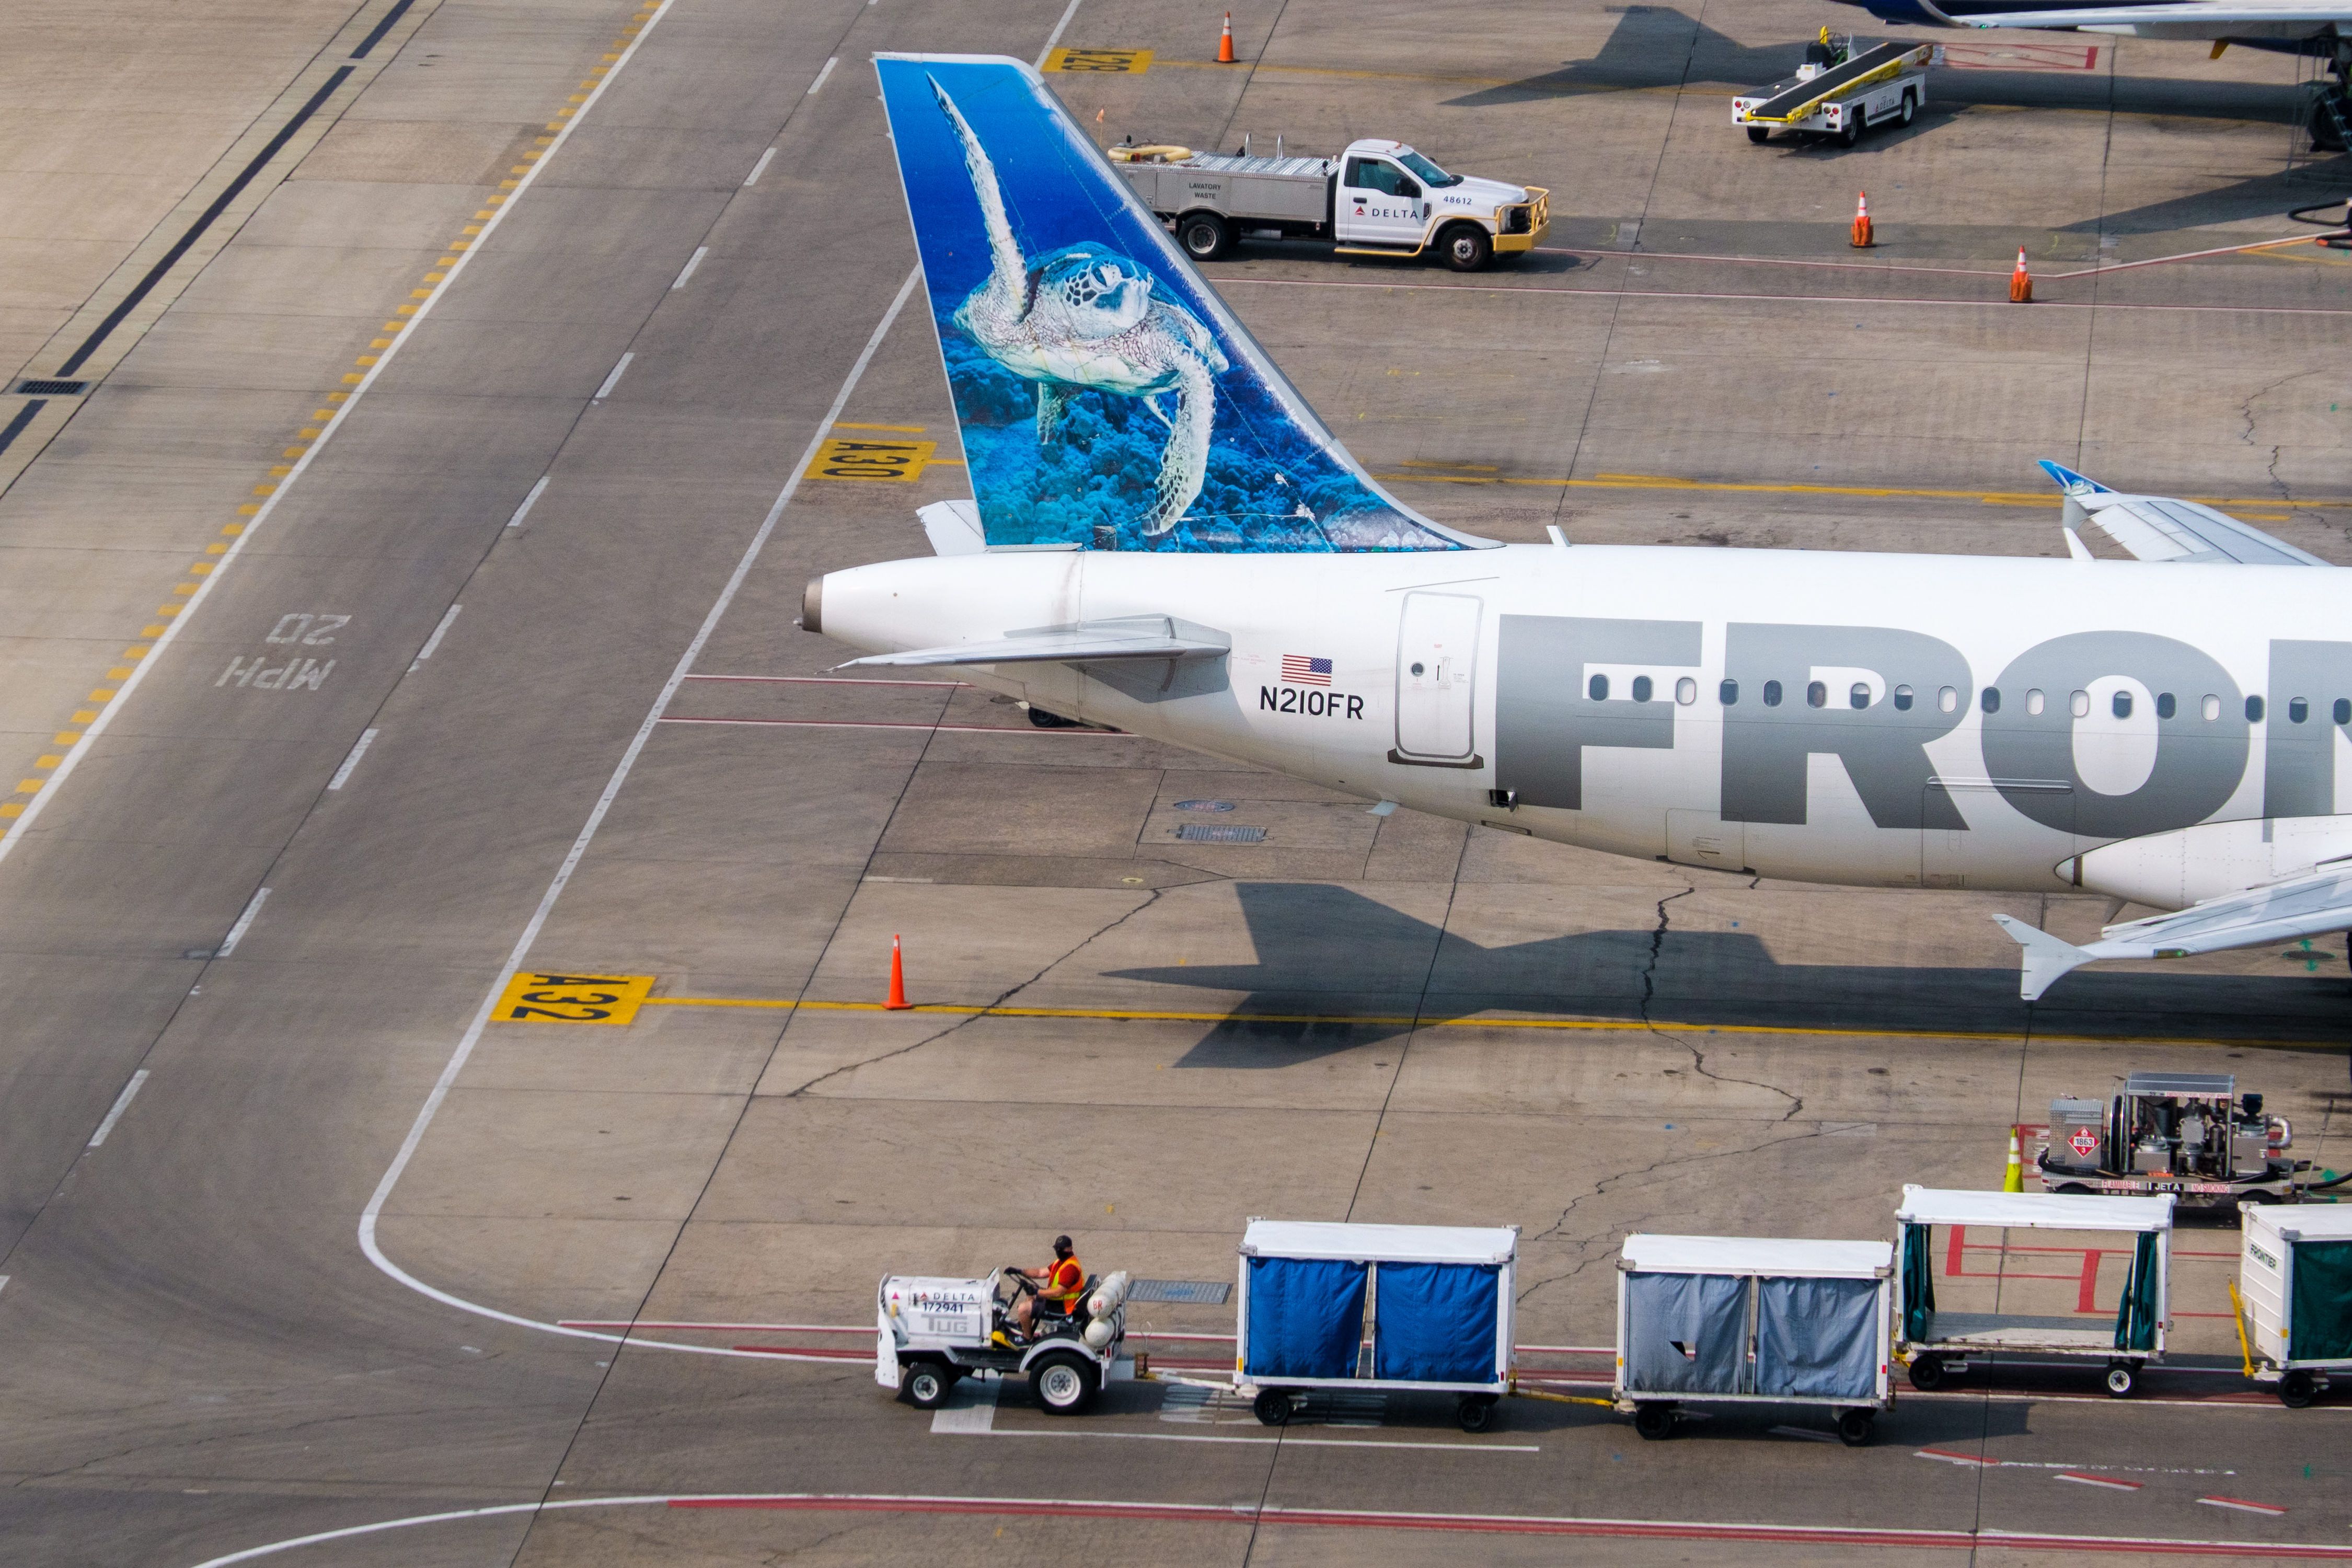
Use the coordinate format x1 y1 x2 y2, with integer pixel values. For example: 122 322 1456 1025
1261 686 1363 719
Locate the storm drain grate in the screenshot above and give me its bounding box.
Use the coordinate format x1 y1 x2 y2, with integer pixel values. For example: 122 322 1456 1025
1127 1278 1230 1305
1172 799 1235 812
16 379 87 396
1174 824 1265 844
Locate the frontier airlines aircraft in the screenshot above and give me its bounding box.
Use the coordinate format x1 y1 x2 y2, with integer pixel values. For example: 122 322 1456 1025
803 54 2352 1004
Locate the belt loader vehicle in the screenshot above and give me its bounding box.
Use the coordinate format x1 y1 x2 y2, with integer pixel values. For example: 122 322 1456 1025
1111 137 1548 271
1734 34 1936 146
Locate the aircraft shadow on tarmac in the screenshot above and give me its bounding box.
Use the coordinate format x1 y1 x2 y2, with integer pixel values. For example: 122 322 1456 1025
1104 883 2352 1068
2062 156 2351 233
1446 6 2303 129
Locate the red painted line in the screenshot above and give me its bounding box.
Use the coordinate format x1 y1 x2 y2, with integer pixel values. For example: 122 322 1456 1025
656 717 1116 735
1918 1447 2000 1467
734 1345 869 1359
681 674 966 688
2199 1496 2289 1517
2078 1248 2107 1313
559 1321 871 1333
658 1494 2352 1557
1219 275 2352 318
2058 1472 2145 1491
1534 244 2005 279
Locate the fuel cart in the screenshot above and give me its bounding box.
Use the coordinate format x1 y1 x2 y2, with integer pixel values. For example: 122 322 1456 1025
1614 1235 1894 1446
1235 1219 1516 1432
1896 1186 2174 1397
2238 1203 2352 1407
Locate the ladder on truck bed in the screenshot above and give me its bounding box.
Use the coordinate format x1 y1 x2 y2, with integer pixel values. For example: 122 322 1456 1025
1745 42 1928 124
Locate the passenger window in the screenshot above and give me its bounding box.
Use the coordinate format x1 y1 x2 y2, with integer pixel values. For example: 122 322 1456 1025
2202 694 2221 721
1588 673 1609 701
2155 692 2175 720
1763 680 1782 707
2290 697 2310 724
1632 675 1653 703
2247 695 2266 722
1938 686 1957 713
2068 690 2088 719
2112 691 2132 719
1981 687 2001 714
2026 689 2046 716
1720 679 1739 706
2337 699 2350 727
1806 681 1827 709
1676 677 1697 706
1849 683 1870 709
1893 684 1913 711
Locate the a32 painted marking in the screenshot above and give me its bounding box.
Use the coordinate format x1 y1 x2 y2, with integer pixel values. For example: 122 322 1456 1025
806 437 937 481
493 971 655 1024
1044 47 1152 73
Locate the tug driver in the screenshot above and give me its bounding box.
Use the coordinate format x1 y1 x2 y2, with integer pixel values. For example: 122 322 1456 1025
1011 1235 1085 1338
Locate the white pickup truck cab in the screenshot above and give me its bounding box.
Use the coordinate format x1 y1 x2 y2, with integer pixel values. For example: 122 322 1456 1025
1114 137 1549 271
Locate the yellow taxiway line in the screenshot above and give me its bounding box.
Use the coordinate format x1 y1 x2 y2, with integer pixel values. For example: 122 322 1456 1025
636 994 2343 1053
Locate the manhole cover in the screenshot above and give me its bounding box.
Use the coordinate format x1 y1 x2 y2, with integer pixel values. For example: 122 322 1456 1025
1172 799 1235 812
1127 1278 1230 1305
1174 824 1265 843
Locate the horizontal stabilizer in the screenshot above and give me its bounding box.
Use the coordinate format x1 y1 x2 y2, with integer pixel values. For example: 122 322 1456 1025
1991 914 2096 1002
841 614 1230 667
918 499 987 556
2036 459 2328 567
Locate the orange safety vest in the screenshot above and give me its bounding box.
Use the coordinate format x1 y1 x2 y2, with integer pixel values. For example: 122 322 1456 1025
1041 1255 1085 1301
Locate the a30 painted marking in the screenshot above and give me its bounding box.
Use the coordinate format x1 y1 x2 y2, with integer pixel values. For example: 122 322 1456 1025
327 728 377 791
492 971 655 1025
743 147 776 186
593 351 632 401
88 1070 149 1148
806 437 936 481
505 475 549 528
408 604 459 671
215 887 270 956
670 247 707 290
1044 46 1152 72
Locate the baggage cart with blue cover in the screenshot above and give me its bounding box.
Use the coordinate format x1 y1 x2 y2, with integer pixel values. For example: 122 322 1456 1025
1895 1186 2173 1398
1614 1235 1894 1446
1235 1219 1516 1432
2238 1203 2352 1408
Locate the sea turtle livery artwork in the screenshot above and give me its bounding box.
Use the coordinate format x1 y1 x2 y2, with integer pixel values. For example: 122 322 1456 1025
876 55 1466 554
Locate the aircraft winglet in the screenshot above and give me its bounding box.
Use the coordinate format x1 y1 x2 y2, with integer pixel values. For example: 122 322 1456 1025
2036 459 2110 497
1991 914 2095 1002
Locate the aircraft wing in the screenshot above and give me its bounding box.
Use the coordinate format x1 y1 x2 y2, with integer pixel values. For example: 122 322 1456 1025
1994 862 2352 998
1948 2 2350 29
840 614 1231 667
2040 460 2331 567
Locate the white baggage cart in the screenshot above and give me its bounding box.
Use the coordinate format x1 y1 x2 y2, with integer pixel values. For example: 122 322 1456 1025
2238 1203 2352 1407
1613 1235 1894 1446
1895 1186 2174 1397
1235 1219 1517 1432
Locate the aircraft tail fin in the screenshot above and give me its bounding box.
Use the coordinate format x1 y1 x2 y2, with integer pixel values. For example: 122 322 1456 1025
874 54 1482 555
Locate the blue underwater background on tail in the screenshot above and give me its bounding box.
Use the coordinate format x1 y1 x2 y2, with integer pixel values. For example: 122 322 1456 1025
875 54 1470 554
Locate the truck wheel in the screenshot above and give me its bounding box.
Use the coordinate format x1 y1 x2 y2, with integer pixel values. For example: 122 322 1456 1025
2104 1361 2136 1398
1456 1394 1499 1433
1837 1409 1875 1447
1746 125 1770 144
1839 112 1863 147
903 1363 953 1410
1439 224 1492 272
1031 1353 1097 1415
1179 213 1231 262
2280 1370 2318 1408
1632 1403 1674 1441
1898 89 1917 126
1253 1387 1294 1425
1907 1354 1945 1392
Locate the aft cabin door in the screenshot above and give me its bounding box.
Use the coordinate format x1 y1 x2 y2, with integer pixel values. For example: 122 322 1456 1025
1394 592 1481 764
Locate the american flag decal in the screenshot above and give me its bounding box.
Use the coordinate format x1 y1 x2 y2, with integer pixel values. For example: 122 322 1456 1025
1281 655 1333 686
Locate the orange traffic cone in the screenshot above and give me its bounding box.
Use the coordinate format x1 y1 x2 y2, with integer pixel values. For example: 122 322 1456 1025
884 933 911 1010
1217 11 1236 63
2009 248 2033 303
1850 191 1872 248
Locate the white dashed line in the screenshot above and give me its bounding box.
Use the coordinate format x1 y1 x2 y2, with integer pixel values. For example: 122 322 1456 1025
592 351 632 401
88 1070 149 1148
505 475 549 528
214 886 270 956
408 605 459 672
806 56 836 95
2198 1495 2288 1516
670 246 708 289
743 147 776 186
327 728 377 791
2055 1472 2143 1491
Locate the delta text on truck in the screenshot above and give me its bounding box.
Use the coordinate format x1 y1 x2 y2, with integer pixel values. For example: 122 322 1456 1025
1111 137 1549 271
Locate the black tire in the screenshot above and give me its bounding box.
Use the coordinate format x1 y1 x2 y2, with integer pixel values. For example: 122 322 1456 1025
1839 112 1863 147
1632 1403 1674 1440
1898 89 1916 126
1747 125 1770 144
903 1363 952 1410
1179 213 1231 262
1907 1354 1945 1392
1837 1409 1875 1447
1031 1352 1097 1415
1457 1394 1498 1433
2104 1361 2136 1398
2280 1370 2318 1409
1253 1387 1293 1426
1439 224 1491 272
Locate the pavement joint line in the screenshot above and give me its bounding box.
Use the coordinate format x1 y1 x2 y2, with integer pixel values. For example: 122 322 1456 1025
631 993 2345 1052
1216 273 2352 317
0 0 647 864
176 1491 2352 1566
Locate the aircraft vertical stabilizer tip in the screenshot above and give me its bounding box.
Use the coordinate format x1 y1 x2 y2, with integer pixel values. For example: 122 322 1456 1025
1992 914 2095 1002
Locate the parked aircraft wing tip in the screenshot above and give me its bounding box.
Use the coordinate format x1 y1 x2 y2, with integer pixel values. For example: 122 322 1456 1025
2035 459 2107 497
1991 913 2095 1002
